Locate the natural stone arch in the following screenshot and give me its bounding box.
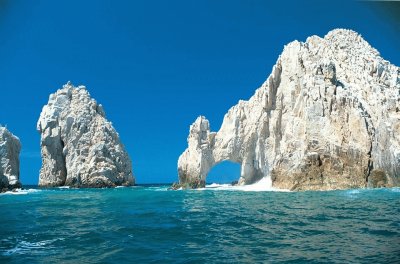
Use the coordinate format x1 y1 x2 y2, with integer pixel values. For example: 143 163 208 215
177 115 270 188
178 29 400 190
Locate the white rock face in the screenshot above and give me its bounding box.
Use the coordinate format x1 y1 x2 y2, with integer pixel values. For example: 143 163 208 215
37 82 134 187
0 126 21 191
178 29 400 190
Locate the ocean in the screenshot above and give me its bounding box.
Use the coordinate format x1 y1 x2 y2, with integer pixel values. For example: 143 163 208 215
0 183 399 263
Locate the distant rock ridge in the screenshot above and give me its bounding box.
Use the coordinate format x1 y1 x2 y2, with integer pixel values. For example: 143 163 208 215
37 82 134 187
0 126 21 192
177 29 400 190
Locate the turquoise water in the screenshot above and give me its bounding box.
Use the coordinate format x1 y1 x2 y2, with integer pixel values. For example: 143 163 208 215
0 185 399 263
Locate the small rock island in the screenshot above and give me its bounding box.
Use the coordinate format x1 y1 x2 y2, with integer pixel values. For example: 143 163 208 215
37 82 134 188
177 29 400 191
0 126 21 192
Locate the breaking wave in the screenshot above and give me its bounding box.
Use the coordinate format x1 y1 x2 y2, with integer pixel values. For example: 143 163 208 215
2 238 61 256
204 177 291 192
0 188 41 195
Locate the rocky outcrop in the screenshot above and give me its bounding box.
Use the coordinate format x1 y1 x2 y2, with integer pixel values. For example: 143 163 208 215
0 126 21 192
37 82 134 187
178 29 400 190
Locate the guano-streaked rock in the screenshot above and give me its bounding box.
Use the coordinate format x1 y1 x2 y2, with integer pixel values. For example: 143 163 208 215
37 82 134 187
177 29 400 190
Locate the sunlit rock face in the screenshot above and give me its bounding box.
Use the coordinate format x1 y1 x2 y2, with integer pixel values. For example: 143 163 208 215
37 82 134 188
0 126 21 191
178 29 400 190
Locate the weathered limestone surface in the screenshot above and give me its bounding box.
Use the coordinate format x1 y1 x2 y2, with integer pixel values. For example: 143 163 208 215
37 82 134 187
0 126 21 191
178 29 400 190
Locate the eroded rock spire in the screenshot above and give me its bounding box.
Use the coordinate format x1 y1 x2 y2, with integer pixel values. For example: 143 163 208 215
0 126 21 192
37 82 134 187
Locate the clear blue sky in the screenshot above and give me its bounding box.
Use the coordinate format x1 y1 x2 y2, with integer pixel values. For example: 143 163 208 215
0 0 399 184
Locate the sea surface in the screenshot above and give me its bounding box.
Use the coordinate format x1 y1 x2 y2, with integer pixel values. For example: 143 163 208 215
0 183 399 263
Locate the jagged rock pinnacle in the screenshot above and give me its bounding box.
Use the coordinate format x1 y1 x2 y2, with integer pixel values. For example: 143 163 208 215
37 82 135 187
0 126 21 191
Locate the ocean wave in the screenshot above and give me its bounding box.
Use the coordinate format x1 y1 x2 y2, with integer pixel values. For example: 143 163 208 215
148 187 170 191
0 188 41 195
2 238 60 256
203 177 291 192
343 189 362 198
205 183 231 188
347 189 361 194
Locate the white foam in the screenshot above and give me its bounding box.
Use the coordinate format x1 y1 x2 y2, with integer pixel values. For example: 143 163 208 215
2 190 28 195
27 189 41 192
57 186 70 189
203 177 290 192
1 188 40 195
347 189 360 194
152 187 169 191
3 238 61 256
343 189 363 198
205 183 231 188
390 187 400 192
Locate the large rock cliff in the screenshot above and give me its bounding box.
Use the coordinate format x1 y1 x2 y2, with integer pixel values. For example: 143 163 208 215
37 82 134 187
0 126 21 191
178 29 400 190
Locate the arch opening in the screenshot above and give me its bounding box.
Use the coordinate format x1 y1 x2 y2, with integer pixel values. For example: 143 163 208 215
206 160 241 185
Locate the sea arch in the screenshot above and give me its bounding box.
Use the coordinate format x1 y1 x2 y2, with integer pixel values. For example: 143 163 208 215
177 116 268 188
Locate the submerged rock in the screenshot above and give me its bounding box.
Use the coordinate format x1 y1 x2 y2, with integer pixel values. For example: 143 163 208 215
37 82 134 187
0 126 21 192
178 29 400 190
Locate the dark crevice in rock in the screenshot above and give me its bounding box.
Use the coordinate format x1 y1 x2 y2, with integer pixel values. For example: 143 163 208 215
60 138 67 186
357 100 375 185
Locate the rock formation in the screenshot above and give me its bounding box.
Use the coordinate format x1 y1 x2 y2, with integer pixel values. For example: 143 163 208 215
178 29 400 190
0 126 21 191
37 82 134 187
